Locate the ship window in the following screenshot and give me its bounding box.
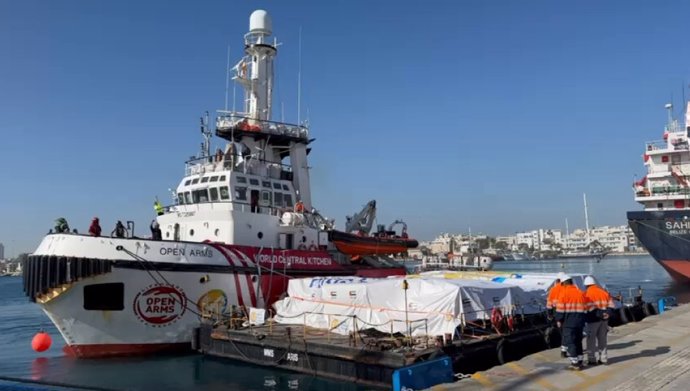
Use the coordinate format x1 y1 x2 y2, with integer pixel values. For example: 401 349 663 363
192 178 199 184
284 194 293 207
274 192 283 207
220 186 230 200
249 178 260 186
262 190 271 204
184 192 191 204
262 181 271 188
657 203 663 209
192 189 208 202
282 184 289 191
662 156 669 163
235 186 247 201
273 182 281 190
210 176 219 182
83 283 124 311
220 175 226 182
201 177 209 183
210 188 219 201
184 180 191 186
177 193 185 205
237 176 247 184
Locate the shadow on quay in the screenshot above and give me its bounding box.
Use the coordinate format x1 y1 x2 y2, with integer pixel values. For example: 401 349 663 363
607 340 642 350
606 346 670 365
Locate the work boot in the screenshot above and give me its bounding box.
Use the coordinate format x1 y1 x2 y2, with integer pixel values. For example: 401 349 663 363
567 362 583 371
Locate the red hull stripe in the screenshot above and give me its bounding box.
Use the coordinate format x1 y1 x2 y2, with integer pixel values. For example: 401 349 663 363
63 342 190 358
233 271 245 307
244 272 258 307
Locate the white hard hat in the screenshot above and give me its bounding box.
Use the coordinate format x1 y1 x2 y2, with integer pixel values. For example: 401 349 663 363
561 274 572 282
584 276 596 286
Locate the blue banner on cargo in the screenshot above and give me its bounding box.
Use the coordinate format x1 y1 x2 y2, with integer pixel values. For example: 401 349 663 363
392 356 453 391
492 277 506 282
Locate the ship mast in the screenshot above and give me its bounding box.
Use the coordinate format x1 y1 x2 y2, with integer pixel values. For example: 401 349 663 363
583 193 591 246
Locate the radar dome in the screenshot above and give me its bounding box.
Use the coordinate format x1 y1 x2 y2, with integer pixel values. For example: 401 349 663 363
249 10 272 34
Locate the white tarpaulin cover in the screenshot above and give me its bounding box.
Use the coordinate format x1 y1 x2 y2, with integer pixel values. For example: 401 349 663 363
272 276 547 337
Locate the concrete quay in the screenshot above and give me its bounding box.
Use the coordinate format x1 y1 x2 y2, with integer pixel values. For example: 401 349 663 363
430 303 690 391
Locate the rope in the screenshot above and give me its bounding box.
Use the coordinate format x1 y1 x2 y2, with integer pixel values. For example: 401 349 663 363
0 376 119 391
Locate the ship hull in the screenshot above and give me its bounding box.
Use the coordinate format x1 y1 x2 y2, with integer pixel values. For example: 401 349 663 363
25 234 405 358
627 210 690 281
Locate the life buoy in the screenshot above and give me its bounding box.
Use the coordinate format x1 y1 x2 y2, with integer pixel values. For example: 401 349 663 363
295 202 305 213
308 244 318 251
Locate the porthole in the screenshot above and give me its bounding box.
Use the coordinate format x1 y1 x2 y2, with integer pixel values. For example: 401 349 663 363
257 232 264 239
166 232 170 238
302 236 307 243
215 229 220 236
190 229 195 236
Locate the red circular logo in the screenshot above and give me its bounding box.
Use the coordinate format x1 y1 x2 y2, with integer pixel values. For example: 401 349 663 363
133 285 187 326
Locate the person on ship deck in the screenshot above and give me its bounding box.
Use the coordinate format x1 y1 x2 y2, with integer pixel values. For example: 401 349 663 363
88 217 101 237
111 221 127 238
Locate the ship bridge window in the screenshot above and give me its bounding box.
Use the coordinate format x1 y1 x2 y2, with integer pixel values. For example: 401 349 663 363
83 283 124 311
210 176 219 182
261 190 271 205
220 175 226 182
262 181 271 188
210 188 219 201
273 183 281 190
282 184 289 191
235 186 247 201
220 186 230 200
184 192 191 204
192 178 199 184
236 176 247 184
249 178 259 186
274 192 284 206
201 177 209 183
177 193 185 205
284 194 293 207
193 189 209 203
184 180 191 186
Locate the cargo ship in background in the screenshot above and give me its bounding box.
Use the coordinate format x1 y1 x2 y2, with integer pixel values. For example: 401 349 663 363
22 10 414 358
628 102 690 280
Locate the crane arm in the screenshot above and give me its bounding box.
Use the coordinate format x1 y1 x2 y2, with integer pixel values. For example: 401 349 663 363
345 200 376 234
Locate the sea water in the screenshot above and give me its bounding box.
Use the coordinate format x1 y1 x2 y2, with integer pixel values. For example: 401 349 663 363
0 255 687 390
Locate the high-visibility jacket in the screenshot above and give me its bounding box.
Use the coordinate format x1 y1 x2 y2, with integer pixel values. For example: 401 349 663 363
546 282 563 309
554 285 593 328
154 202 164 214
585 284 615 322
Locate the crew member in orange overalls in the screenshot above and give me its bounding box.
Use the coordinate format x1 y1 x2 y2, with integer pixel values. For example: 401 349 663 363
546 272 566 357
555 275 593 371
583 276 615 365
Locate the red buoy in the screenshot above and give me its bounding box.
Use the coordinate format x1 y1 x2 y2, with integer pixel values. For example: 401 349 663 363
31 331 52 352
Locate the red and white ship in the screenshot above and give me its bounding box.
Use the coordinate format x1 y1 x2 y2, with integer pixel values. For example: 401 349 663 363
23 10 411 358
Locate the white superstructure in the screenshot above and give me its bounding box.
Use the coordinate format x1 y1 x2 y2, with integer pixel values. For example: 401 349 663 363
634 103 690 211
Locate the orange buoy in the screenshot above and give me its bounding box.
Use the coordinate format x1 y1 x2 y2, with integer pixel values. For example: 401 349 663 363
31 331 52 352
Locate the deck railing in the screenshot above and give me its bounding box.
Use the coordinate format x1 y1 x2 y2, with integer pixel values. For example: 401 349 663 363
215 111 309 141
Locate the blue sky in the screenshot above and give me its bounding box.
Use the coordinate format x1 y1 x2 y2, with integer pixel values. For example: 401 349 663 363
1 0 690 254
